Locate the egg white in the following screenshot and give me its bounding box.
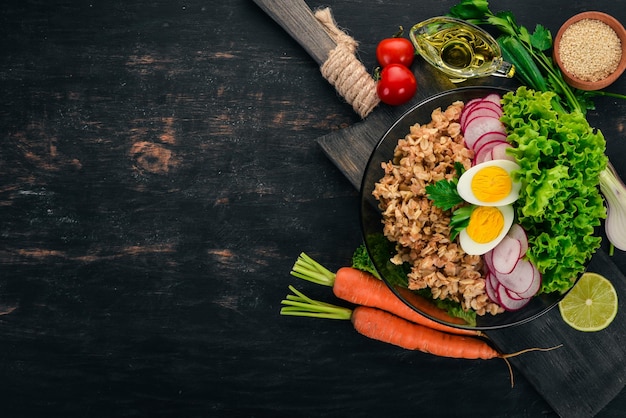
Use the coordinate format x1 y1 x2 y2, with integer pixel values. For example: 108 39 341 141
457 159 521 207
459 204 515 255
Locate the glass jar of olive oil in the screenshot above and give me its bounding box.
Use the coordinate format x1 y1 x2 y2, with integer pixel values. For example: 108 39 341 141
410 16 515 82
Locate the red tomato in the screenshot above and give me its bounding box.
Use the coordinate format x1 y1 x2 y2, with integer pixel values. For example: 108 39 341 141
376 64 417 106
376 37 415 67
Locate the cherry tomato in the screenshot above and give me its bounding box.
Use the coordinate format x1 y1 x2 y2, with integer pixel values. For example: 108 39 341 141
376 36 415 67
376 64 417 106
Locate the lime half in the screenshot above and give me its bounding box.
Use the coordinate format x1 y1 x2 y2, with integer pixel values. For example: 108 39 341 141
559 272 618 332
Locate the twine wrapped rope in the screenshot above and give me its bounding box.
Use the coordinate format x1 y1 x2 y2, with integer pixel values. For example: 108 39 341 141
314 7 380 118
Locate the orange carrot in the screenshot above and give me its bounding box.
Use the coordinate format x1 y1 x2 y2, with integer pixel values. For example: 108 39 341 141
335 267 470 327
351 306 496 358
290 252 479 336
280 286 562 387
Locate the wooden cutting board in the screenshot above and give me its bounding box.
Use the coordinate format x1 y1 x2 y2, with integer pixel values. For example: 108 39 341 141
255 1 626 416
318 92 626 418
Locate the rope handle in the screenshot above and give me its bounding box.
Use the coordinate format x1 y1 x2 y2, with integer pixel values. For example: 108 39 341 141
314 8 380 118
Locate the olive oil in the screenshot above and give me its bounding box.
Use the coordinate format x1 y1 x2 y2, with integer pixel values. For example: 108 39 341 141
410 17 514 82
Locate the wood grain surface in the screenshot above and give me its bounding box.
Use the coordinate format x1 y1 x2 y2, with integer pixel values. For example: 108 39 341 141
1 0 626 417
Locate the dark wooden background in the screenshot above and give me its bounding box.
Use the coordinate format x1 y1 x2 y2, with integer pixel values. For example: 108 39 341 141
2 0 626 416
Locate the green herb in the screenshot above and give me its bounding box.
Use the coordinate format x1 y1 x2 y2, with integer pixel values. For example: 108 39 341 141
425 179 463 211
448 205 474 241
351 243 381 280
425 162 465 210
353 236 410 288
425 162 470 240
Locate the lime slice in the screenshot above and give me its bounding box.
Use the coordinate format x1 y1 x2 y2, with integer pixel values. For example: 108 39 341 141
558 272 618 332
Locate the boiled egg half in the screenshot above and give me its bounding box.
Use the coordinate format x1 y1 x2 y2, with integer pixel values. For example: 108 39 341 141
456 159 521 255
459 204 515 255
457 159 521 207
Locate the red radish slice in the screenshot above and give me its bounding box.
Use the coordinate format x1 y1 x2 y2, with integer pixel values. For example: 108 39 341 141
506 224 529 256
464 98 484 108
515 262 541 299
473 140 505 159
484 250 495 273
463 108 501 130
491 142 515 161
483 93 503 105
463 102 502 119
488 269 500 291
491 236 522 274
463 117 507 149
493 258 536 294
471 131 508 153
496 283 531 311
460 100 483 128
476 149 494 164
461 98 484 115
462 98 484 113
505 287 525 301
474 147 495 165
470 100 503 116
461 97 503 127
484 271 498 303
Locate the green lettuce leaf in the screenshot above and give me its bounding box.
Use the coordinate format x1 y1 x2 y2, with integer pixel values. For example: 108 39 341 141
502 87 607 294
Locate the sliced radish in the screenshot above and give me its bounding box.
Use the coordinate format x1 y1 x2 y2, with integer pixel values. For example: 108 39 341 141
470 100 503 116
493 258 536 294
463 98 484 112
460 102 481 128
473 144 495 165
491 236 522 275
484 271 498 303
505 287 525 301
463 117 507 149
506 224 529 256
463 101 502 120
474 141 501 159
515 262 541 299
471 131 508 153
460 98 483 118
477 149 494 164
483 93 503 106
491 142 515 161
496 283 531 311
463 108 501 130
483 250 495 273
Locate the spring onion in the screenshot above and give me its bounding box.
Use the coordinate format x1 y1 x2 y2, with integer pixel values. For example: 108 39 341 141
600 163 626 251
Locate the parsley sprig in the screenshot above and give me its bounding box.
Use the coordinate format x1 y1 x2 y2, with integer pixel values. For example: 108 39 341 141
425 162 473 240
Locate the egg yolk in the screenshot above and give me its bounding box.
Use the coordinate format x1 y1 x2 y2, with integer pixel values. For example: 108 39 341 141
466 206 504 244
470 166 512 203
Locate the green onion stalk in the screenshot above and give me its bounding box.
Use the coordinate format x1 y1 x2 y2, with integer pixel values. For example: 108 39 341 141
600 163 626 252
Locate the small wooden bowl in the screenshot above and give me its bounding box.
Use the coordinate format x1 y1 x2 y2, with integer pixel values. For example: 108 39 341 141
553 11 626 90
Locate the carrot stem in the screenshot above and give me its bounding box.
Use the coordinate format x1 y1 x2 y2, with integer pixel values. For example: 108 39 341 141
280 285 352 320
290 252 336 286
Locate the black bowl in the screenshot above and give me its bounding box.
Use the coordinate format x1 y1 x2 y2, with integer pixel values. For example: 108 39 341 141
359 86 564 330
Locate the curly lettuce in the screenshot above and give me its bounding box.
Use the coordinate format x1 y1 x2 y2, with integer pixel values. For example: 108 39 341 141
501 87 607 294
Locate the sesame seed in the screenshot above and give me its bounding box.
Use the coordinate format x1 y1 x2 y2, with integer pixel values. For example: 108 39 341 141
558 18 622 82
